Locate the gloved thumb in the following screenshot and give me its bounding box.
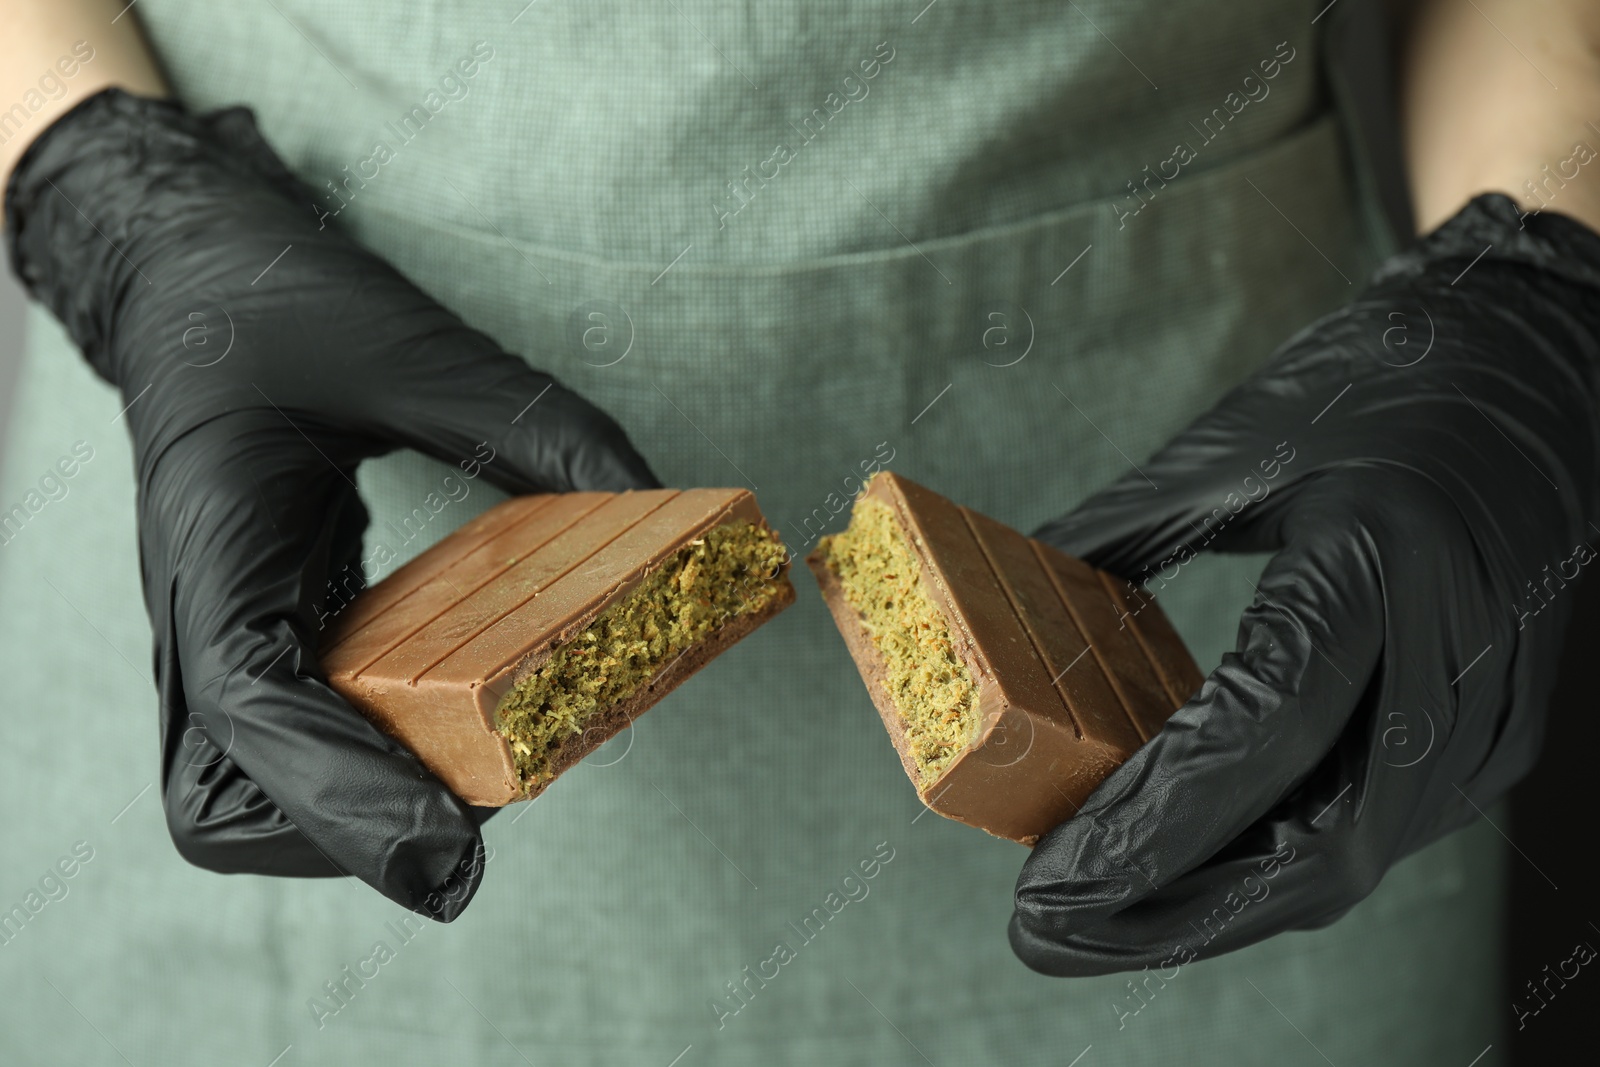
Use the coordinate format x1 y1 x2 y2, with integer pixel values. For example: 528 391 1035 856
359 323 660 496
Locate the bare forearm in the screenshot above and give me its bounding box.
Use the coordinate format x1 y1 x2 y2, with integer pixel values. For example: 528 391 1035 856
1400 0 1600 234
1 0 167 191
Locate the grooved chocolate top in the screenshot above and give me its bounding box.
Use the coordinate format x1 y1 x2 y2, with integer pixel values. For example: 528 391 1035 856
322 488 794 805
809 471 1202 843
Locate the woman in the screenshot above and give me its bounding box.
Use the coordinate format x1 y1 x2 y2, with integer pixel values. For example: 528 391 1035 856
3 0 1596 1063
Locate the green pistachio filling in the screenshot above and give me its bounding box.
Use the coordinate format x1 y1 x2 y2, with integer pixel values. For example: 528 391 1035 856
818 499 979 783
495 522 787 789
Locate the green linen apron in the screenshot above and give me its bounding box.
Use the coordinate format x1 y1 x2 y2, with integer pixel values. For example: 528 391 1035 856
0 1 1507 1064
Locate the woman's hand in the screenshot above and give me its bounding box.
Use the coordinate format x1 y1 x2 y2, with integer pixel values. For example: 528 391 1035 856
1011 194 1600 973
5 90 658 919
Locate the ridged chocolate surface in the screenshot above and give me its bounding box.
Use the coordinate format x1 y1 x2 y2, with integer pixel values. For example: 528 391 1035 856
323 488 794 805
808 471 1203 844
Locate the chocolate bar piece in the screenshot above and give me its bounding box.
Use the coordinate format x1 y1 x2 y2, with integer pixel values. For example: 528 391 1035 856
807 472 1203 844
323 489 794 805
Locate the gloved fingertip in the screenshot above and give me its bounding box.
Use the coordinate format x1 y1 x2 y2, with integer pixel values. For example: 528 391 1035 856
586 446 663 494
569 420 663 493
408 836 491 923
1007 910 1073 976
1009 877 1085 945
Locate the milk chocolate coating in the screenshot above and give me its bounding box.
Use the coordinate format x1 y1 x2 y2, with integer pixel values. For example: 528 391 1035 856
808 472 1202 845
322 488 794 805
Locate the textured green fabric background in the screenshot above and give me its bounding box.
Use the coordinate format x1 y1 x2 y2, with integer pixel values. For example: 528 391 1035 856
0 2 1506 1064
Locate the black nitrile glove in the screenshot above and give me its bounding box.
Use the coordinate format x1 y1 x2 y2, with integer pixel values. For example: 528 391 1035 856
1010 194 1600 975
5 90 658 920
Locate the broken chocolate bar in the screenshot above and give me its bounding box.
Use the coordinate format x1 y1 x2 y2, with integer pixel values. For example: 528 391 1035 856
808 472 1203 845
322 488 794 805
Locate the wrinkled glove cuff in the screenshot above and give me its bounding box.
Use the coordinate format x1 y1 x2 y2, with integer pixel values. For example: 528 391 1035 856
1379 191 1600 295
4 88 317 379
